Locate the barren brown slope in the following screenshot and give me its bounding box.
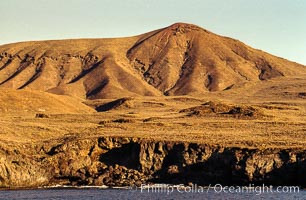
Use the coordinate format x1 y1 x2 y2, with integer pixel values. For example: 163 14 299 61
0 23 305 99
127 23 306 94
0 38 162 99
0 89 95 114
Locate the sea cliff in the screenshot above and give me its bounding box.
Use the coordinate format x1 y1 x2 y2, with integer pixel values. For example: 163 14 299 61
1 136 305 188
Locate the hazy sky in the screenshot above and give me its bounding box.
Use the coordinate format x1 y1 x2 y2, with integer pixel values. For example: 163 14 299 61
1 0 305 65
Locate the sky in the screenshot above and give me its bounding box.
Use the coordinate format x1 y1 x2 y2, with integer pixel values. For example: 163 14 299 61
1 0 305 65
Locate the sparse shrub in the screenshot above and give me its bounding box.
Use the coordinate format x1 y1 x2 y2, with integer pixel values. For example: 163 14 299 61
35 113 49 118
98 120 112 125
143 117 159 122
112 118 135 123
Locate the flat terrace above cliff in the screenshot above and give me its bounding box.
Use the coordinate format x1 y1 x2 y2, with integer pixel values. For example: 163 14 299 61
0 82 305 149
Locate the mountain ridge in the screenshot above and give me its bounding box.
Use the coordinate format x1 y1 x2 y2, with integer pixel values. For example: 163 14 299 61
0 23 305 99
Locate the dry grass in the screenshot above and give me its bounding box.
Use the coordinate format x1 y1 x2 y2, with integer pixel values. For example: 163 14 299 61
0 82 305 149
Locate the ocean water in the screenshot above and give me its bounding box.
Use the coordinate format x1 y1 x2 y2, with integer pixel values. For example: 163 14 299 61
0 187 304 200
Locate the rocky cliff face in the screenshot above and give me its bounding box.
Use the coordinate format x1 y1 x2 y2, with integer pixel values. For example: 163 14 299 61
1 137 305 188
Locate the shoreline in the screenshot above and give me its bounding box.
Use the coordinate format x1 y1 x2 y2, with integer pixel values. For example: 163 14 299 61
1 184 305 191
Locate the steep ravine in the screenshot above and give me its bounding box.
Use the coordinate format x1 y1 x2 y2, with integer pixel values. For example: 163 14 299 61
0 137 306 188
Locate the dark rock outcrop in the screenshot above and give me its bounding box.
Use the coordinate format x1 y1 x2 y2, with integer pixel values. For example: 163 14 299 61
0 137 306 188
